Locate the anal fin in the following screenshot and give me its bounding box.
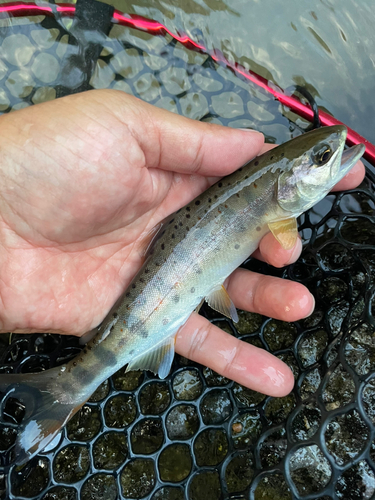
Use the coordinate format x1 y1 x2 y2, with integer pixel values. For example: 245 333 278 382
126 337 175 379
206 285 239 323
268 217 298 250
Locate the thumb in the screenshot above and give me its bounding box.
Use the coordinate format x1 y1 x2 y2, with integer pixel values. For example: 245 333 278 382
109 90 265 177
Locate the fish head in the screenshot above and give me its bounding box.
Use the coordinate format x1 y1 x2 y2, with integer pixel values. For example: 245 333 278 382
276 125 365 215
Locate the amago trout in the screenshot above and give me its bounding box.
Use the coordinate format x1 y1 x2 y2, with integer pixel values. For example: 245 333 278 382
0 125 364 464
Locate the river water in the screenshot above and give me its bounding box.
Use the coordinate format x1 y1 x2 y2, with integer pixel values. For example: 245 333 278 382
106 0 375 145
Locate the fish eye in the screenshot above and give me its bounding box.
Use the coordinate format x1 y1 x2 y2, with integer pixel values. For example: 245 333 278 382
312 144 332 166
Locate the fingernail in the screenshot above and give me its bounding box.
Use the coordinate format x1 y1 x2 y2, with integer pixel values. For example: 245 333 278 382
238 128 264 136
285 238 302 266
306 293 316 317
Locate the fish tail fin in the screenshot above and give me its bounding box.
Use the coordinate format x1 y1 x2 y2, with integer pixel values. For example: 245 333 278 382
0 366 83 465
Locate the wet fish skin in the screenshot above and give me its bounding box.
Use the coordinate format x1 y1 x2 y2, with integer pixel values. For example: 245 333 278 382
0 125 365 465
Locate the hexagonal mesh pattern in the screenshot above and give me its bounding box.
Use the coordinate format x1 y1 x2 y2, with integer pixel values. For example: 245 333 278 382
0 4 374 500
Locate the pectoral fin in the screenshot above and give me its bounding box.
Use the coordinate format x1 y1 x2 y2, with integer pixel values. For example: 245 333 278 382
268 217 298 250
138 222 164 257
126 337 175 379
138 213 176 258
206 285 239 323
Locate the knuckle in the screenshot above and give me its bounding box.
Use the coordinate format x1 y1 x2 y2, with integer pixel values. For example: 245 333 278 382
187 321 212 360
221 339 241 378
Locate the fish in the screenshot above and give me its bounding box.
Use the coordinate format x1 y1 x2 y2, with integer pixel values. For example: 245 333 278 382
0 125 364 465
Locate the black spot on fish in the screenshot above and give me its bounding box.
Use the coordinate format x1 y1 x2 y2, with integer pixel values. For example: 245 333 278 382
191 287 195 293
238 168 243 172
173 294 180 303
218 182 223 188
129 350 134 355
140 329 148 338
145 269 150 273
176 209 181 214
186 226 189 231
73 362 77 367
169 218 175 224
179 222 183 227
254 183 257 188
93 346 117 366
256 226 261 231
235 244 240 249
214 195 218 199
208 198 212 203
126 292 130 297
161 243 165 250
270 155 274 160
236 193 240 198
195 200 200 206
186 214 190 219
186 206 191 211
245 175 249 180
161 230 166 237
118 337 127 348
155 261 161 266
254 161 259 166
132 284 136 289
140 277 144 283
172 234 175 238
281 152 284 157
113 312 118 318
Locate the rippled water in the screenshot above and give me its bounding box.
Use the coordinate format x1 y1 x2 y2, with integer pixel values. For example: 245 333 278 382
1 0 374 148
106 0 375 144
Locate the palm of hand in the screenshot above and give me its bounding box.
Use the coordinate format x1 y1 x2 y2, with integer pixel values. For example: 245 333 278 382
0 92 218 334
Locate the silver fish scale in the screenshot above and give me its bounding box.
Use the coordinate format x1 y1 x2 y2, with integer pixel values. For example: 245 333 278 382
98 163 287 366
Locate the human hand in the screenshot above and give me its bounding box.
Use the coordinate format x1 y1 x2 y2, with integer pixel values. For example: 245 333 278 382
0 89 365 396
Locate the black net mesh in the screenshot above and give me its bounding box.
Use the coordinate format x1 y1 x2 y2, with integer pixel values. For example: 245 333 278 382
0 2 374 499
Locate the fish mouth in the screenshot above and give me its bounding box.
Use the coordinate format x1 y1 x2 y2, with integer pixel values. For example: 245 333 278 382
339 144 366 177
323 141 365 194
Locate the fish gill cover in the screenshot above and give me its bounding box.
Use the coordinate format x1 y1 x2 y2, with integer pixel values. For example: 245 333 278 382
0 1 374 499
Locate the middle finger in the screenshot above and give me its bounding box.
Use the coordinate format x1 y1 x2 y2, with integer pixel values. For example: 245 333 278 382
226 267 315 322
